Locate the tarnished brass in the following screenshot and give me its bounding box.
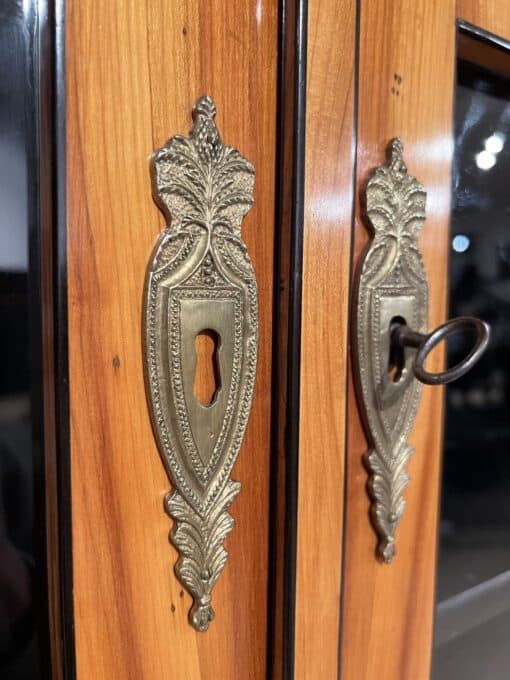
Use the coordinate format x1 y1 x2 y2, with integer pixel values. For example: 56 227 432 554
355 139 491 564
354 139 427 564
143 96 257 631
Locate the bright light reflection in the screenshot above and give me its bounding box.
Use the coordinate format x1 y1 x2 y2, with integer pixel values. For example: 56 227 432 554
452 234 471 253
485 132 505 154
476 150 497 170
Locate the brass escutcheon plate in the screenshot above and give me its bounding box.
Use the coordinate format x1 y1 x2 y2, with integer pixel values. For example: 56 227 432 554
354 139 428 564
143 96 258 630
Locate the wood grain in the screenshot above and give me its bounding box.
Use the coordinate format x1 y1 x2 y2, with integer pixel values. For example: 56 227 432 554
340 2 455 679
458 0 510 40
293 0 356 677
67 2 277 678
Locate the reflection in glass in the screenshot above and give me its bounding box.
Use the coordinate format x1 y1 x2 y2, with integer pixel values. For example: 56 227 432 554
433 50 510 680
0 2 42 678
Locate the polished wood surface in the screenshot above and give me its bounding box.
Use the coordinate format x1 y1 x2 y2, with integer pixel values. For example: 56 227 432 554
67 2 278 678
340 2 455 679
294 0 356 677
458 0 510 41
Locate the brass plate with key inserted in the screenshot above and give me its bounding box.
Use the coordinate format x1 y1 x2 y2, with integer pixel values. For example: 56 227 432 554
143 96 258 631
354 139 428 564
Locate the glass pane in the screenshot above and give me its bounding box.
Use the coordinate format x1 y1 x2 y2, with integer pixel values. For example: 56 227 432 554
0 3 44 678
433 39 510 680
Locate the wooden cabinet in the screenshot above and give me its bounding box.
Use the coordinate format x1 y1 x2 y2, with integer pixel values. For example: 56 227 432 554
46 1 510 678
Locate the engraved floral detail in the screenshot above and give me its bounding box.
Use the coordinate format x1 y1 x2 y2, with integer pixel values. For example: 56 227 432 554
367 439 413 563
151 96 254 242
166 480 240 632
144 97 257 629
357 139 428 563
362 138 427 286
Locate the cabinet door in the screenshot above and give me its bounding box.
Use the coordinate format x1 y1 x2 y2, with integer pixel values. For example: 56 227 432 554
342 3 510 680
293 1 510 680
66 3 279 678
61 2 510 679
340 3 454 679
291 1 454 676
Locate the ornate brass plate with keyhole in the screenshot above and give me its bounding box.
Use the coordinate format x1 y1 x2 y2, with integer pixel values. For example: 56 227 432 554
354 139 428 564
354 139 489 564
143 96 258 631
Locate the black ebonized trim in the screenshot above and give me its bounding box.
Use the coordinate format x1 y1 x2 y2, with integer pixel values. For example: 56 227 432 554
1 0 73 676
266 0 287 674
52 0 76 676
458 19 510 54
30 1 53 676
38 0 75 677
282 1 308 678
267 0 308 676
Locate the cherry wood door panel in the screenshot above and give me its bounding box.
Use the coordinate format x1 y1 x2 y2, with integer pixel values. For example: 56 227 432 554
340 2 455 679
293 0 356 677
458 0 510 40
65 3 510 678
67 2 278 678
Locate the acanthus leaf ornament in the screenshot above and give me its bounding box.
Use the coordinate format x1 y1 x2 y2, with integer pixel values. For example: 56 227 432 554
143 96 258 630
354 138 428 564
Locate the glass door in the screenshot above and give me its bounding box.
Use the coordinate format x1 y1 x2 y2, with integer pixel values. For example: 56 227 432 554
433 24 510 680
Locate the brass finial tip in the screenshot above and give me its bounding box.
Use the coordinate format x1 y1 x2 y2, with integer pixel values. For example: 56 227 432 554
193 96 217 121
387 137 407 174
389 137 403 154
190 602 215 633
381 540 396 564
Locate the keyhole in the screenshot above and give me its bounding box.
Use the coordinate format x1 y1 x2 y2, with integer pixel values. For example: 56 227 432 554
194 329 221 406
388 316 406 382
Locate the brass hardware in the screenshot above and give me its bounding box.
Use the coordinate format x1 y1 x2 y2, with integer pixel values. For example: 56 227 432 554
354 139 490 564
143 96 257 631
391 316 490 385
354 138 427 564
